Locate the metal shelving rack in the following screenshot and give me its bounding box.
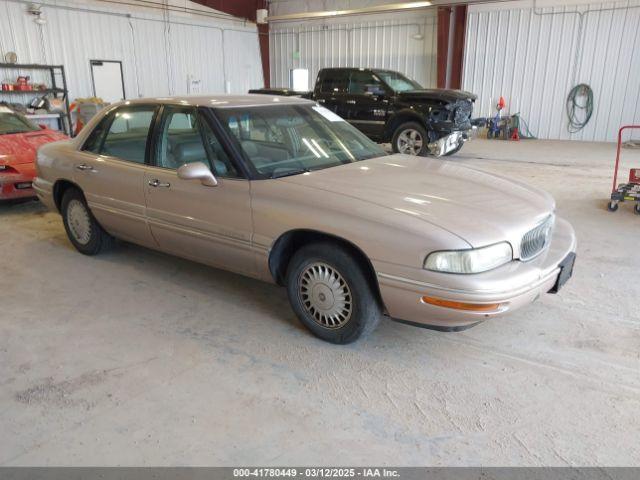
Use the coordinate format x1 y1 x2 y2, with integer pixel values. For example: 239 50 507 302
0 63 72 136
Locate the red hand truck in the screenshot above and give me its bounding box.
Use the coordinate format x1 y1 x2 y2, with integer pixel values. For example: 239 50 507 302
607 125 640 215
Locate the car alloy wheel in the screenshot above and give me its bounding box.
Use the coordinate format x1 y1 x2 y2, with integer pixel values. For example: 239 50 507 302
397 128 424 156
66 199 93 245
298 262 353 329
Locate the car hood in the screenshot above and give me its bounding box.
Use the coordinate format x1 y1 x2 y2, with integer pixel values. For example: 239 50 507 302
398 89 477 103
0 130 68 166
279 154 555 247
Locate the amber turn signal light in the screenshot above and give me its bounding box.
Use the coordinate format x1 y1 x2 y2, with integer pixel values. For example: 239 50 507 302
421 296 502 312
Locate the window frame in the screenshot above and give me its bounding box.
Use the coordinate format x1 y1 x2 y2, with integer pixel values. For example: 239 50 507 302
80 104 160 165
147 104 248 180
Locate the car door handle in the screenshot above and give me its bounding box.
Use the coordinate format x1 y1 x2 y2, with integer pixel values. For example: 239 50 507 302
346 100 356 104
75 163 96 172
148 179 170 188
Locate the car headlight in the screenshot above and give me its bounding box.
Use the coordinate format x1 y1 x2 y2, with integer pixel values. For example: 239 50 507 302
424 242 513 274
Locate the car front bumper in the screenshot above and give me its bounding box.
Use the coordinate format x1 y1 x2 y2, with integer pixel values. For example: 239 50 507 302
427 129 474 156
375 217 577 330
0 164 36 201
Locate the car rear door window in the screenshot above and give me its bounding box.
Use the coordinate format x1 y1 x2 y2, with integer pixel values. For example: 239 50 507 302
99 107 155 163
320 70 349 93
82 115 111 153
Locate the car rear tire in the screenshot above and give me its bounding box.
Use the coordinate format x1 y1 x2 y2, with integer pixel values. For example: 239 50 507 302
391 122 429 156
286 242 382 344
61 188 113 255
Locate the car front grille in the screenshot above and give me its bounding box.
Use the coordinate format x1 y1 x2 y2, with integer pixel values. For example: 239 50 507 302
453 100 473 128
520 215 555 260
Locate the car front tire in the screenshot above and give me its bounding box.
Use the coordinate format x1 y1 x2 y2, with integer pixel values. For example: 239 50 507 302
61 188 113 255
286 242 382 344
391 122 429 156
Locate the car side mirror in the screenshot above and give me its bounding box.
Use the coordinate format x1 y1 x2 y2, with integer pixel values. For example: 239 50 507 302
177 162 218 187
39 124 47 130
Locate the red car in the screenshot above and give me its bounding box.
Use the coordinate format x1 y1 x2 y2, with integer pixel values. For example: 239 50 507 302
0 107 67 201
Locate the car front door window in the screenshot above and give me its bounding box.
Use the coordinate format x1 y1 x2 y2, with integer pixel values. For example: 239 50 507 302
157 107 239 178
348 71 385 96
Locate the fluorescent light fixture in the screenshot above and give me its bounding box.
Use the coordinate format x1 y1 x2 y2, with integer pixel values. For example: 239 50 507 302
268 2 432 22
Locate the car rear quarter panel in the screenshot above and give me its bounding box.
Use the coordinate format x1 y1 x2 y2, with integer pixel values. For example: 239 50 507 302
34 105 113 210
34 141 79 210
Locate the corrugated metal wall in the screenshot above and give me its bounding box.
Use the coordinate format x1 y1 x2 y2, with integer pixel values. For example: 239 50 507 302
463 0 640 142
269 11 438 90
0 0 263 102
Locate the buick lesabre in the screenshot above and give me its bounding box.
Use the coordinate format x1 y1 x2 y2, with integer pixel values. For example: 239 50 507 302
34 95 576 344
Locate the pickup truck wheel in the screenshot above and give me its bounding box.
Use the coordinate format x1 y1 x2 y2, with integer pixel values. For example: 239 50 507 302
392 122 429 156
286 243 382 344
61 188 113 255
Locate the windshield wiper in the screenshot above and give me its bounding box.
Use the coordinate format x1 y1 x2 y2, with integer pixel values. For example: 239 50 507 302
271 168 311 179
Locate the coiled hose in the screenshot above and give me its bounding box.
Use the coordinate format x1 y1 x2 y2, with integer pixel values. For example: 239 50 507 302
566 84 594 133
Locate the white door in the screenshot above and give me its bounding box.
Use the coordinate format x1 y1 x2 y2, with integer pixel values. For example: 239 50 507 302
90 60 125 103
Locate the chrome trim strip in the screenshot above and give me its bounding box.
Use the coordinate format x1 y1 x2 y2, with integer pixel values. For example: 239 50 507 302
89 203 146 222
349 120 386 125
377 269 561 297
146 218 253 249
377 272 462 293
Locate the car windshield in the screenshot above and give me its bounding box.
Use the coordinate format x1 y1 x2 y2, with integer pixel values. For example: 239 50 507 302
375 71 422 92
215 104 386 178
0 108 39 135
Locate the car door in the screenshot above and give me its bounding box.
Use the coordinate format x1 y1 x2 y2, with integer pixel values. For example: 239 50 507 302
71 105 157 247
345 70 389 140
142 105 254 276
313 69 350 120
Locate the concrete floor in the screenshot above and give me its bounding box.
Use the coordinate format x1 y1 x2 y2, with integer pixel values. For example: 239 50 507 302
1 138 639 466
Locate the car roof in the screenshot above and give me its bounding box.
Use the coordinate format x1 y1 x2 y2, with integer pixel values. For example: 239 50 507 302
112 94 314 109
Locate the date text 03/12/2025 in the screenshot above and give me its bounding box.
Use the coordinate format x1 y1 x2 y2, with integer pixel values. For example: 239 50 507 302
233 468 400 478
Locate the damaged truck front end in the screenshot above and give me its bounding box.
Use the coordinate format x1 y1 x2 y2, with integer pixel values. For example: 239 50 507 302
392 89 477 157
248 68 479 157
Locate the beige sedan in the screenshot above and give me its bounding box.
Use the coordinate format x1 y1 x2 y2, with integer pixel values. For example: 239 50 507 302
34 95 576 344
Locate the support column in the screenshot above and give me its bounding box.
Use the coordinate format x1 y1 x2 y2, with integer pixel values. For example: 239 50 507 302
437 5 467 90
258 23 270 88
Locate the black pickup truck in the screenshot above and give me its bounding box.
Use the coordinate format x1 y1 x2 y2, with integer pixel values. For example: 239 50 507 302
249 67 477 156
